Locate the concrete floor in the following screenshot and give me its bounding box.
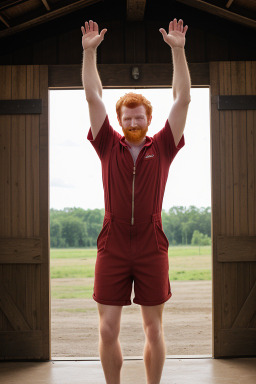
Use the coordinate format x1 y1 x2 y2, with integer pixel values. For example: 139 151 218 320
0 357 256 384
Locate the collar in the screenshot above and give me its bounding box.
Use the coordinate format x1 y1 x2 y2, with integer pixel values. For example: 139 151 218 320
119 135 152 149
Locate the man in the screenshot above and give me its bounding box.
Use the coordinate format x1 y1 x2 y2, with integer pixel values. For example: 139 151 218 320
81 18 191 384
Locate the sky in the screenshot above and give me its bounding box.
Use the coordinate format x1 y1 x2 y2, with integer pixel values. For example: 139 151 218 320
49 88 211 212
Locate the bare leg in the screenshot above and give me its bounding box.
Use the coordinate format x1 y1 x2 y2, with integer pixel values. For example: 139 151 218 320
97 303 123 384
141 303 166 384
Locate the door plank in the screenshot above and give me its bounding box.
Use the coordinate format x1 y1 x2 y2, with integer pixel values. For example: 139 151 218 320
232 281 256 328
0 65 12 332
220 329 256 356
0 282 31 331
39 65 50 359
26 65 40 238
210 61 221 357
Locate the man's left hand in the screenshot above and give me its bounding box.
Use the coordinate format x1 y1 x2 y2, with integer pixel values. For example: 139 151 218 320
159 18 188 49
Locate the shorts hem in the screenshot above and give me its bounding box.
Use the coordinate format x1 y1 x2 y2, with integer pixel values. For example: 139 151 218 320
133 292 172 306
93 294 131 306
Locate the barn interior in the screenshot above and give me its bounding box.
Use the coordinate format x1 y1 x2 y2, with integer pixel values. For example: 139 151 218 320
0 0 256 382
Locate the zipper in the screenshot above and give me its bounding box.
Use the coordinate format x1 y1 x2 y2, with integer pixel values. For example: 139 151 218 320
131 165 136 225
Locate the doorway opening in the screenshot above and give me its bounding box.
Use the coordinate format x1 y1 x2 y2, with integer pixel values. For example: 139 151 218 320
49 87 212 358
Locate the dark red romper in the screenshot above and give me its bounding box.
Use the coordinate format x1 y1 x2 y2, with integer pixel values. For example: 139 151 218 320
87 115 185 306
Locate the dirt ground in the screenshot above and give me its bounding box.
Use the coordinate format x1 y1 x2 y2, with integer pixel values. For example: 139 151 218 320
51 280 212 358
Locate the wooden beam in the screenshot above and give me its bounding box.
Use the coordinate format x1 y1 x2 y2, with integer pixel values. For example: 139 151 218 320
226 0 234 9
218 95 256 110
217 235 256 262
176 0 256 30
48 63 210 88
41 0 50 11
0 0 102 39
0 238 42 264
127 0 147 21
0 99 42 114
0 14 10 28
0 0 24 12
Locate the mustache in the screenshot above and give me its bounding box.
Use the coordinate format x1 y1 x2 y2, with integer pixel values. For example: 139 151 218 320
123 126 142 131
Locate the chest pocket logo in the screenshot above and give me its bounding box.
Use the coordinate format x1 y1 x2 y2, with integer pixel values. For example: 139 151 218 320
144 153 155 160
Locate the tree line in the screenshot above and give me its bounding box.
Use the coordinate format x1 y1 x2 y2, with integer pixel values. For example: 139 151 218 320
50 206 211 248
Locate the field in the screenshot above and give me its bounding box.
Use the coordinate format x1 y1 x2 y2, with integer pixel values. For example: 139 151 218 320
50 246 212 357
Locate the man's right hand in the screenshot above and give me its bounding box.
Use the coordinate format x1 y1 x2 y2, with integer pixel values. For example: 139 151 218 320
81 20 107 51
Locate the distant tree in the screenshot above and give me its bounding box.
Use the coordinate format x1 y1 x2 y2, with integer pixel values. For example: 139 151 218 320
50 219 62 247
61 217 87 247
191 229 211 246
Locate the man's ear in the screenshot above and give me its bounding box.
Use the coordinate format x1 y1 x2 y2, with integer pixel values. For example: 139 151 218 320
148 115 152 125
117 115 122 127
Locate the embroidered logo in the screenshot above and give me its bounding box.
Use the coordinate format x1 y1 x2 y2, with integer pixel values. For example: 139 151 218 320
144 154 154 159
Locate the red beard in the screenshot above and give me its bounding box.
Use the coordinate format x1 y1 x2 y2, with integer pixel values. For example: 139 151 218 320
122 126 148 145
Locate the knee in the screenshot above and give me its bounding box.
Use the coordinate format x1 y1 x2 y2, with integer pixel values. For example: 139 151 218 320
99 322 119 344
143 322 163 344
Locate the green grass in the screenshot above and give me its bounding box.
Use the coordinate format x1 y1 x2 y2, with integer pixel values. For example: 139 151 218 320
50 248 97 260
51 284 93 299
51 265 95 278
50 246 212 299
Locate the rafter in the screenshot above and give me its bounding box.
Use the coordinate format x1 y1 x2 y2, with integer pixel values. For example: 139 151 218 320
0 0 102 39
41 0 50 11
226 0 234 9
0 14 10 28
176 0 256 30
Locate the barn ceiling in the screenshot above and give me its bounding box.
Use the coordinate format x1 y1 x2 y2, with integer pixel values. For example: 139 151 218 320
0 0 255 39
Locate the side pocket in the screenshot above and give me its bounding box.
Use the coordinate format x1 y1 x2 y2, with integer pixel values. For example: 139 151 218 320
97 218 111 252
154 221 169 252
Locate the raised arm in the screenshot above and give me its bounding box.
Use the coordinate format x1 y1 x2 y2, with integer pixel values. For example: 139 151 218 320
159 19 191 147
81 20 107 140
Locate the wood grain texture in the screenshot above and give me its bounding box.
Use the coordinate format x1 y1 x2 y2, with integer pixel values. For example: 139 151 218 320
211 61 256 357
48 63 210 88
0 331 43 359
0 66 11 238
0 238 42 263
0 65 49 360
39 65 50 360
209 61 221 357
217 236 256 262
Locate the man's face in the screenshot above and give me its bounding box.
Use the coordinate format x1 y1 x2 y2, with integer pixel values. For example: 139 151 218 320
118 105 152 146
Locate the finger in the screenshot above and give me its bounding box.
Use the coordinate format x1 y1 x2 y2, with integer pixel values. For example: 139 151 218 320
93 21 99 33
178 19 183 32
183 25 188 35
159 28 167 40
81 26 85 35
89 19 94 31
169 20 174 32
85 21 89 33
173 18 177 30
100 28 107 39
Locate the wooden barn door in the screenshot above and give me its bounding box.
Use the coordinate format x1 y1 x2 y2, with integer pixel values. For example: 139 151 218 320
0 65 50 360
210 61 256 357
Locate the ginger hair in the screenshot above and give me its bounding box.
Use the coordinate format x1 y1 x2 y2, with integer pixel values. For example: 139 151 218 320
116 92 153 121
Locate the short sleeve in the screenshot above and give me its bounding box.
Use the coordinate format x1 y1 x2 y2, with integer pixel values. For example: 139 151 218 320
153 119 185 165
87 115 121 161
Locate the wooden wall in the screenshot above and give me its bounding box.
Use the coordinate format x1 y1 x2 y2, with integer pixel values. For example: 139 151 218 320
0 0 255 66
0 65 50 359
210 61 256 357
